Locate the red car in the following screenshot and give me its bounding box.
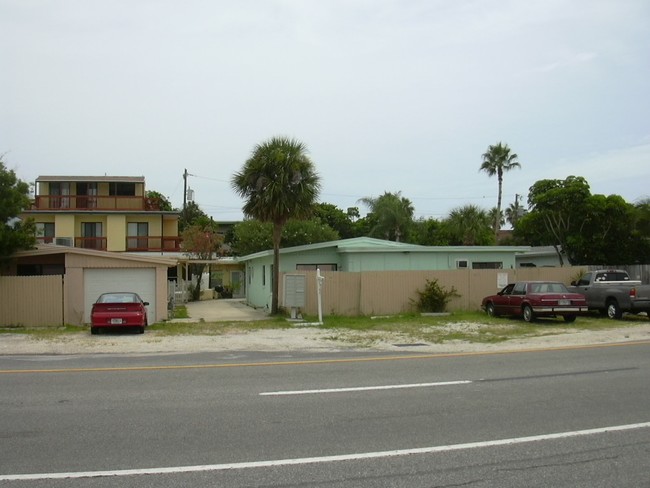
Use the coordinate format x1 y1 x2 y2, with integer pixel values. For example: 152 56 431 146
90 292 149 335
481 281 587 323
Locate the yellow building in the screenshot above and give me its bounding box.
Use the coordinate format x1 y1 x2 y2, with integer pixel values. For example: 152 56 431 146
21 176 180 252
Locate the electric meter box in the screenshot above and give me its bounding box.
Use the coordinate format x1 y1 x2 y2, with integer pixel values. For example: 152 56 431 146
283 274 306 308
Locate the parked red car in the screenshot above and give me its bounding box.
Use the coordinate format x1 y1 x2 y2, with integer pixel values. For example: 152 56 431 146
90 292 149 334
481 281 587 323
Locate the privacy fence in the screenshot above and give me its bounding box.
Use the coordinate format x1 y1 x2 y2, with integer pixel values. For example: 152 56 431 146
280 267 586 317
2 265 648 326
0 275 65 326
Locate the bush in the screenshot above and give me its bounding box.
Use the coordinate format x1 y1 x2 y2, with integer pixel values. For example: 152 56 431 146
411 279 460 313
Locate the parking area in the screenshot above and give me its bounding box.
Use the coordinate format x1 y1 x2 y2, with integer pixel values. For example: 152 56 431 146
176 299 269 322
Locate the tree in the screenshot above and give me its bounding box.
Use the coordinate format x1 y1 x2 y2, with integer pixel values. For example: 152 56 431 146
505 197 525 227
179 201 209 233
312 203 357 239
516 176 645 265
232 136 321 314
409 217 444 245
0 158 35 261
146 190 173 211
227 218 339 256
479 142 521 238
358 191 414 242
441 204 494 246
181 218 223 300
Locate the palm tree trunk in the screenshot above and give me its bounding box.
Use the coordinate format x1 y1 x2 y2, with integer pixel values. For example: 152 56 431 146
496 173 503 239
271 223 282 314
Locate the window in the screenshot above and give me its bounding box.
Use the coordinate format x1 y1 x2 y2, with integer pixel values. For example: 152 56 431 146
127 222 149 250
472 262 503 269
109 182 136 196
512 283 527 295
75 182 97 208
81 222 103 249
35 222 55 243
262 265 266 286
456 260 468 269
295 264 338 271
50 182 70 208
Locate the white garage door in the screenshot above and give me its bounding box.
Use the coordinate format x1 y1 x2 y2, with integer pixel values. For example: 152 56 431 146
84 268 156 324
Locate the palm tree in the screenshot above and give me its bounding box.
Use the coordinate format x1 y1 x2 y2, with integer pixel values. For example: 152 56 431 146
232 136 321 314
358 191 414 242
444 204 493 245
505 198 525 228
479 142 521 238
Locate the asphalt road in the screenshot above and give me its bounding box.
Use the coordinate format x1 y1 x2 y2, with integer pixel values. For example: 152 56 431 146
1 344 649 487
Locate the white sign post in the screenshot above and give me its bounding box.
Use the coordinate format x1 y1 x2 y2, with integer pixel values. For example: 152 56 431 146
316 268 325 325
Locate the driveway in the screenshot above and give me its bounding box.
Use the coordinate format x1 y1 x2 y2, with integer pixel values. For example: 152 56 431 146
176 299 269 322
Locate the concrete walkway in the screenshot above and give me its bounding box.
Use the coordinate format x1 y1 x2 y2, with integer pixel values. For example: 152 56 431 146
175 299 269 322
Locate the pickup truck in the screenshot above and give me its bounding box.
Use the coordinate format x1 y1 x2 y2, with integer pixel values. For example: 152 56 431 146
569 269 650 319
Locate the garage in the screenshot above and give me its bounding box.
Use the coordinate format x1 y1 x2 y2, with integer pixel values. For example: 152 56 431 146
84 268 156 324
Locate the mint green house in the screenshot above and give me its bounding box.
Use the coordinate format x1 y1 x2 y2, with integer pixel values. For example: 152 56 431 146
237 237 551 310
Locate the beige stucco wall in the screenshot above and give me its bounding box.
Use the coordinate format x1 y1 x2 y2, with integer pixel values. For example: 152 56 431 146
54 214 76 239
107 214 126 251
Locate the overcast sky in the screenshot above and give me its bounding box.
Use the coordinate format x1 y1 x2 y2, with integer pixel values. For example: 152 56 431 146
2 0 649 223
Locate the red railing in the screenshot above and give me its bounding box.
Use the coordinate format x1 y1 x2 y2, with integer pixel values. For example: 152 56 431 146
75 237 108 250
126 236 182 252
32 196 163 211
37 235 180 252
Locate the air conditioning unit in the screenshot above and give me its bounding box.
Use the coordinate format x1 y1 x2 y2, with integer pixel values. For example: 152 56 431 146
55 237 74 247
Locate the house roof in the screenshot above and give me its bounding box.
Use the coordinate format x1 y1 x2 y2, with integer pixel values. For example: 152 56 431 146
237 237 532 261
11 245 178 267
35 176 145 183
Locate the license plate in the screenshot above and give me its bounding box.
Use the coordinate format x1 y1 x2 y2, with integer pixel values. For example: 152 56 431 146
558 299 570 306
110 318 123 325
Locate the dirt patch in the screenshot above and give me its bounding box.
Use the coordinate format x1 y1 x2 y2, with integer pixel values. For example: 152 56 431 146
2 323 650 355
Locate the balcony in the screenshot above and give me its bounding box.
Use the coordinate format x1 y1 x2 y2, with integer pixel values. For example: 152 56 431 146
32 195 163 211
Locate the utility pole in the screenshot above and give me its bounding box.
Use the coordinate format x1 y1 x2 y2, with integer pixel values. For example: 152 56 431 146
183 168 188 212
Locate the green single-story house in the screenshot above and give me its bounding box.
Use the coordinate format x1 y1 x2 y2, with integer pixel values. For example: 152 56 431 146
237 237 563 310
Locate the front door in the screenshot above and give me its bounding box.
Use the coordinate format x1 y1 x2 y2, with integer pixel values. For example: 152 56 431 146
231 271 244 298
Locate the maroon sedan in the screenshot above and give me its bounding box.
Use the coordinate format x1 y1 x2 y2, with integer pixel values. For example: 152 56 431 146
482 281 587 323
90 292 149 335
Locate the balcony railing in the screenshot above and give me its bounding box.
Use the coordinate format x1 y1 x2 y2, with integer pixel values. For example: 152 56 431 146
126 236 182 252
75 237 108 250
36 236 181 252
32 195 163 211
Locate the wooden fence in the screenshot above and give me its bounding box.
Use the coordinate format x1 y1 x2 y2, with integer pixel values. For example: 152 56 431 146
280 267 585 316
0 275 65 326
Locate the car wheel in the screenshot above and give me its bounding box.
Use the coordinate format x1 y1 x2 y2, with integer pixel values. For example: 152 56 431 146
563 315 577 323
91 327 98 335
522 305 534 322
138 326 145 334
486 303 498 317
606 300 622 320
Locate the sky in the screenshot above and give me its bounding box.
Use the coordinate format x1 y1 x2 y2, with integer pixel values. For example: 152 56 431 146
1 0 649 223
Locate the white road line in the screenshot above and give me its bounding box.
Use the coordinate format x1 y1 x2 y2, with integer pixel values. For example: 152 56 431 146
259 380 472 396
3 422 649 481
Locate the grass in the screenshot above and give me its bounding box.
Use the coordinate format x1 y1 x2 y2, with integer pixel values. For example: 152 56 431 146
1 310 647 345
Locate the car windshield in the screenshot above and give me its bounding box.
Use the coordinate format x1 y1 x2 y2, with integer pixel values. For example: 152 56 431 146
97 293 139 304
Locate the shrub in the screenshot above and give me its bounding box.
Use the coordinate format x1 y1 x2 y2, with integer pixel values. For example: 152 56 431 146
411 279 460 313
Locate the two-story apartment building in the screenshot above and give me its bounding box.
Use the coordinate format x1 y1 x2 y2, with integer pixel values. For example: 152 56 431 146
22 175 181 252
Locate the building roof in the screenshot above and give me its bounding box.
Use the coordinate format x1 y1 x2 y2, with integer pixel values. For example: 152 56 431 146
12 245 178 266
35 176 145 183
237 237 532 261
